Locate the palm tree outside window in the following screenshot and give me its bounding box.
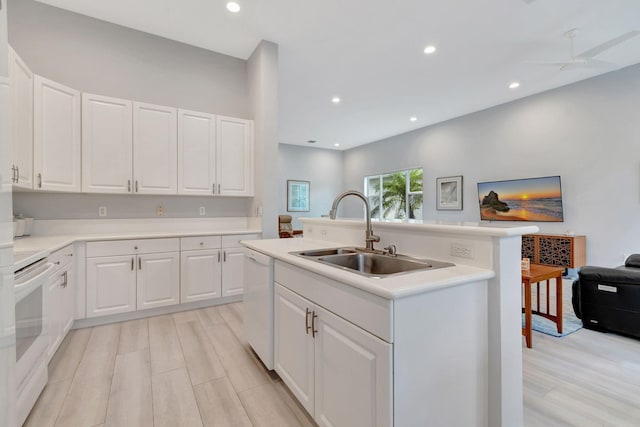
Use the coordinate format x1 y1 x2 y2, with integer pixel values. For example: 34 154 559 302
364 168 423 221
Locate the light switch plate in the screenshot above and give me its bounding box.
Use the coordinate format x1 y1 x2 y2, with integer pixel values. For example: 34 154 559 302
98 206 107 217
451 241 474 259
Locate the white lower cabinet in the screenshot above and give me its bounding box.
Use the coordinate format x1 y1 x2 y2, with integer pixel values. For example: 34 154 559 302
86 255 137 318
137 252 180 310
181 249 222 303
274 283 392 427
86 238 180 318
221 246 244 297
47 246 75 361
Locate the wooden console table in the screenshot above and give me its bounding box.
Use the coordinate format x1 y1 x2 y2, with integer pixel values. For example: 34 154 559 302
521 264 564 348
521 234 586 269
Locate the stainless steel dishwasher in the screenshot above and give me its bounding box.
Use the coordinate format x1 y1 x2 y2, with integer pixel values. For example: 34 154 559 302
243 247 274 370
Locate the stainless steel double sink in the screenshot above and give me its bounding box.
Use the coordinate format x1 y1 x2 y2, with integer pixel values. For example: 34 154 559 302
290 247 454 278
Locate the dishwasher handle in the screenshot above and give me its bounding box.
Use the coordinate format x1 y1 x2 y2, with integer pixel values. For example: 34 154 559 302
244 249 272 267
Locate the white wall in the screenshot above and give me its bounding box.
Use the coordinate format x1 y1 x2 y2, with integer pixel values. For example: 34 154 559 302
248 41 279 238
278 144 344 230
343 65 640 267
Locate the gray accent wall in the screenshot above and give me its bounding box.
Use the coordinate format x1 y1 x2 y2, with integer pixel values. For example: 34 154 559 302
342 64 640 266
7 0 249 117
279 144 344 230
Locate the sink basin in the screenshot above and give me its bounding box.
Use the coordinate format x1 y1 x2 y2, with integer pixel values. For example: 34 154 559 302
290 247 454 277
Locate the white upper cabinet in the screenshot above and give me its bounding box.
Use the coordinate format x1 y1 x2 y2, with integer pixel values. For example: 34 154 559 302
9 47 34 189
33 75 81 192
216 116 254 196
133 102 177 195
177 109 216 196
82 93 133 194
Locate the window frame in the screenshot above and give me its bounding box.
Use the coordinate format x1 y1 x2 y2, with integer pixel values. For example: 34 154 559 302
364 167 423 221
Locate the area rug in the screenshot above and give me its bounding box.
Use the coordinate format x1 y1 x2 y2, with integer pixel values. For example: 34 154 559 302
522 277 583 337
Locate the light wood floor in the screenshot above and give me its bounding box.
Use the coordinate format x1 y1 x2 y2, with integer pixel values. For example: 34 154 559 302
25 302 315 427
25 302 640 426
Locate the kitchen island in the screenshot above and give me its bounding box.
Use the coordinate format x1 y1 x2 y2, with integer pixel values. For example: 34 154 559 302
243 218 537 427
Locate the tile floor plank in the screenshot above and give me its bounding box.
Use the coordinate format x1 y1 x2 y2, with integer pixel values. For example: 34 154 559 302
239 382 306 427
47 328 92 383
104 349 153 427
152 368 203 427
23 379 72 427
193 377 252 427
117 318 149 355
149 314 186 374
175 320 226 386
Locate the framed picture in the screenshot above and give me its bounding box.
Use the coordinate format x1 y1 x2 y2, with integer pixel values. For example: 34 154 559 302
436 176 463 210
287 180 310 212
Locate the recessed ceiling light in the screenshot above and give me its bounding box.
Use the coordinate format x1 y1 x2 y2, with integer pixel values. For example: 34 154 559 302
509 81 520 89
331 97 341 104
423 45 436 55
334 143 340 147
409 116 417 122
306 140 316 144
226 2 240 13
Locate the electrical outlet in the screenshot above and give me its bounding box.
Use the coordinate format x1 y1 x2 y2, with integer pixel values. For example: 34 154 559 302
199 207 205 216
451 241 474 259
321 229 327 236
156 205 164 217
98 206 107 217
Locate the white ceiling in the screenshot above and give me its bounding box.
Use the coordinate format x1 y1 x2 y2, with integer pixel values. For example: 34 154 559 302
36 0 640 150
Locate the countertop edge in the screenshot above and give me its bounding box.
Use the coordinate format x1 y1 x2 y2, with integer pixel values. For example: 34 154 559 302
242 239 495 300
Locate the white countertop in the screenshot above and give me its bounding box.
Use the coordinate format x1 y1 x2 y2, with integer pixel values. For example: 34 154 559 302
243 238 495 300
13 228 261 271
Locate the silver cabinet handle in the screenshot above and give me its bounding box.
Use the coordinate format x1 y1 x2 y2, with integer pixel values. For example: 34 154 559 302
11 165 15 183
128 179 131 192
305 308 311 335
223 251 226 262
131 258 134 270
218 184 221 194
212 184 215 195
135 180 139 192
16 166 19 183
138 257 142 270
311 311 318 338
37 173 42 188
217 251 221 263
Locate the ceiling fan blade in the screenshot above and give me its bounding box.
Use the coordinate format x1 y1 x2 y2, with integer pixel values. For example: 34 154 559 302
560 58 618 71
577 31 640 59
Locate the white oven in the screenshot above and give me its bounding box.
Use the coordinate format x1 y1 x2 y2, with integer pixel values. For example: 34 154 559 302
14 257 54 426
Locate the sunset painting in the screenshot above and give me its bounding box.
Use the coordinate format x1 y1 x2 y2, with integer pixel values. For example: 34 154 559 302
477 176 564 222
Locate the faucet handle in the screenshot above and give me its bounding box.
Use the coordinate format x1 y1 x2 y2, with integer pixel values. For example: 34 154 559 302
384 244 397 256
368 234 381 243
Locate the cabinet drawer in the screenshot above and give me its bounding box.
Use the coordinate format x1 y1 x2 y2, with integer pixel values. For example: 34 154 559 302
50 244 74 271
181 236 221 251
222 233 261 248
86 238 179 257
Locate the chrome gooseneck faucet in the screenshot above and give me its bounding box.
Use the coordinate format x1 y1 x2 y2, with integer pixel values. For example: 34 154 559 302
329 190 380 251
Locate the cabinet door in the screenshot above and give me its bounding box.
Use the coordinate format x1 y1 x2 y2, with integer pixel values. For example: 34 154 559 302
133 102 177 195
274 284 315 415
8 47 33 189
86 255 137 318
178 109 216 196
314 306 392 427
82 93 133 194
61 266 75 335
46 273 63 361
33 75 81 192
221 246 244 297
180 249 222 303
137 252 180 310
216 116 253 196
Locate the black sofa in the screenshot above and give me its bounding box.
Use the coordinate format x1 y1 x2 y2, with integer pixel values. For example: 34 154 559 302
572 254 640 338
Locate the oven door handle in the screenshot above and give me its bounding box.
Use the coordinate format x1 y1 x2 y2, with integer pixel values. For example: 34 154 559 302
14 263 55 302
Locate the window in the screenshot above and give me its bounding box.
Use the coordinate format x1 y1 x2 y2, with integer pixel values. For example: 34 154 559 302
364 168 423 221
